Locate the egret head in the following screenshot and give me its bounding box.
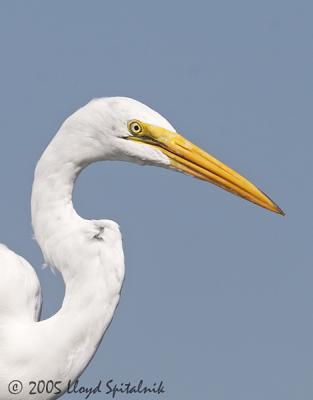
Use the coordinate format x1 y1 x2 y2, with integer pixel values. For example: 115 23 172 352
63 97 284 215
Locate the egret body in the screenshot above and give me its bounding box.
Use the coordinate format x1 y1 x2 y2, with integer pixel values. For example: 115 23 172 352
0 97 283 399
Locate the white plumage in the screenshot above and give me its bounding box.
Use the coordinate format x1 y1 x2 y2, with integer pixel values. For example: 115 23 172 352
0 97 283 399
0 98 172 399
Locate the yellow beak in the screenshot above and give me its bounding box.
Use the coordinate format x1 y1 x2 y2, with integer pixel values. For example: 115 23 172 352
127 120 284 215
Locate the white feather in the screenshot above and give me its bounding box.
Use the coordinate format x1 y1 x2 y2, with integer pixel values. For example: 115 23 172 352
0 97 174 399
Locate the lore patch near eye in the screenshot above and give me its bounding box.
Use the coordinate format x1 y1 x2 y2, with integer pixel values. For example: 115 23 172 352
128 120 143 135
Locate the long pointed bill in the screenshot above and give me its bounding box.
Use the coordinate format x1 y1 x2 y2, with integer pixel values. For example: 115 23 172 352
127 120 284 215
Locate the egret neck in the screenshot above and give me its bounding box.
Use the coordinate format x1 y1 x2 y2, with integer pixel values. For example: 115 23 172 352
30 123 125 384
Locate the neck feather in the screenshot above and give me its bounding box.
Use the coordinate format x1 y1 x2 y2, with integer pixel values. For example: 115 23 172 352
29 128 125 383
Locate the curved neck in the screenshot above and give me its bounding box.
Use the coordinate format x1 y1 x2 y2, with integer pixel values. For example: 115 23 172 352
30 128 125 383
31 133 85 254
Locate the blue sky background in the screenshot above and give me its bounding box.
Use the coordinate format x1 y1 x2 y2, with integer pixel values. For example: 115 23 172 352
0 1 312 399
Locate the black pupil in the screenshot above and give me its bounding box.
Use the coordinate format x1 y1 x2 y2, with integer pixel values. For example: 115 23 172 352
134 125 139 131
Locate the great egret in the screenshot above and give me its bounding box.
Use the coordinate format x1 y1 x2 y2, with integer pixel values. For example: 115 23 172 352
0 97 283 399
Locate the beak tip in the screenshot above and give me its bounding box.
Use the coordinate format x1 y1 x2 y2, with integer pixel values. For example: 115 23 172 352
276 206 286 216
270 201 285 216
260 190 285 216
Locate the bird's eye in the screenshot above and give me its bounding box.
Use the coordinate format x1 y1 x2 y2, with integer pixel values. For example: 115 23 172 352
128 120 143 135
